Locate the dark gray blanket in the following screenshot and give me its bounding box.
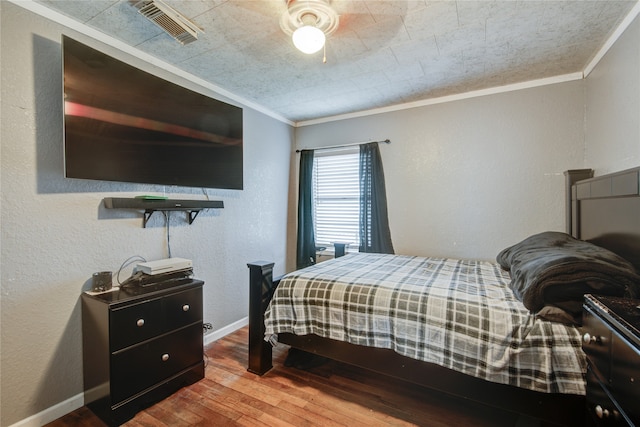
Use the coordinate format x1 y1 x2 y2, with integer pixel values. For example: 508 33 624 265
497 231 640 322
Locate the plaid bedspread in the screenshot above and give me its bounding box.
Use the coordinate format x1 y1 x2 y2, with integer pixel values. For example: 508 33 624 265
264 253 586 395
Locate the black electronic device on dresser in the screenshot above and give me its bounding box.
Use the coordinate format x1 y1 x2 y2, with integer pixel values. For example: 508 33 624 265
582 294 640 426
82 279 205 426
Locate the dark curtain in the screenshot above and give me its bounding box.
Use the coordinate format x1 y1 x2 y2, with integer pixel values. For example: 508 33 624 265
296 149 316 269
359 143 394 254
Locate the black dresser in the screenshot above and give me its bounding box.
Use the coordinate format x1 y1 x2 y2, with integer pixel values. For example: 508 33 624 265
82 279 204 426
582 294 640 426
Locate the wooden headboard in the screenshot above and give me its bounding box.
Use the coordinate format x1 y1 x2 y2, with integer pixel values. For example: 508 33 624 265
569 167 640 271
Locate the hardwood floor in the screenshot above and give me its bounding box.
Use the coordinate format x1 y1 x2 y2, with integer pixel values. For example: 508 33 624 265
46 327 535 426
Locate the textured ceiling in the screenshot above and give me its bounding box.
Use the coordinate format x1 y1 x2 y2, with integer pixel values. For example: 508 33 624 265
35 0 638 123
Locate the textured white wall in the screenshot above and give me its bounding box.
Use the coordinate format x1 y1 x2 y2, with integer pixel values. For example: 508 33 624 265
586 14 640 174
295 82 586 262
0 3 292 426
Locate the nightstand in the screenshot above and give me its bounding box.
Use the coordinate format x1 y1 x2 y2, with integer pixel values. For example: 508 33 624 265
82 279 204 426
582 294 640 426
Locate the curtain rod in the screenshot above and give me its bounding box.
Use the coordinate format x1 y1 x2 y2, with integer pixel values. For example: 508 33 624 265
295 139 391 153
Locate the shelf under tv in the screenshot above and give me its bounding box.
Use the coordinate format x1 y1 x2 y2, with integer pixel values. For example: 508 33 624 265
103 197 224 228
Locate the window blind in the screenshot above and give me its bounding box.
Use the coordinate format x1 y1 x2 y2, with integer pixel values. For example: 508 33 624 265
313 149 360 248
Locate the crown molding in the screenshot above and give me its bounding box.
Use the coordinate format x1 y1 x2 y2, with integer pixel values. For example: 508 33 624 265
295 73 584 127
7 0 294 127
9 0 639 129
583 2 640 77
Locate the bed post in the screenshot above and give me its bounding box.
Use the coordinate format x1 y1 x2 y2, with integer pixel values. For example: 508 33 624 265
564 169 593 236
332 242 350 257
247 261 276 375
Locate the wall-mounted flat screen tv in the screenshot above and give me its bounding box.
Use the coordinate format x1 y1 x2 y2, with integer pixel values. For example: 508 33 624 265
62 35 243 190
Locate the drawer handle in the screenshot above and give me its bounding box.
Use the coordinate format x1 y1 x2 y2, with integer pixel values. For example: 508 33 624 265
595 405 610 419
161 353 170 362
582 332 600 345
182 304 190 312
136 318 145 327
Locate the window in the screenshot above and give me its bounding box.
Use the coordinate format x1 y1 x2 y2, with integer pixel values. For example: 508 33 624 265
312 148 360 249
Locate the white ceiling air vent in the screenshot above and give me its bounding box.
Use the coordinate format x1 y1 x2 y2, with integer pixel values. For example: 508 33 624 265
130 0 203 45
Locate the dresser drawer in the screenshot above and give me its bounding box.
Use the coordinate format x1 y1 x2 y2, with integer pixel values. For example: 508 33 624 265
110 298 164 351
586 365 627 426
110 323 203 404
163 287 202 330
583 306 613 381
610 328 640 425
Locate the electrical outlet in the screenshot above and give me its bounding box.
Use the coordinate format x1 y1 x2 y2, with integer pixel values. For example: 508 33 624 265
202 322 213 333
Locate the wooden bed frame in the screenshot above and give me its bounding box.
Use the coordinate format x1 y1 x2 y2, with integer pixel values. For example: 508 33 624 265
247 166 640 426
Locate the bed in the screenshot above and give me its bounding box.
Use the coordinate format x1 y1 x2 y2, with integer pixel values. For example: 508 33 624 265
247 167 640 426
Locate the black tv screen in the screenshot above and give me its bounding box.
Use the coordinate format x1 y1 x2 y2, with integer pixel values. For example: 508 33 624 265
62 36 243 190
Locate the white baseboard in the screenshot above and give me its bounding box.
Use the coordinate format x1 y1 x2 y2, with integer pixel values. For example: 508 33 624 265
10 317 248 427
9 393 84 427
204 316 248 346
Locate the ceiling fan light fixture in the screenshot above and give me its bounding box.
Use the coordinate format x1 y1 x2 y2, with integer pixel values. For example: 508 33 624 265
292 25 326 54
280 0 339 55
